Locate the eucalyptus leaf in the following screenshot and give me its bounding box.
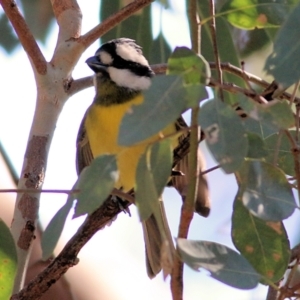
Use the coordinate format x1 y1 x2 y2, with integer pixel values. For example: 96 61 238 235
74 155 118 217
118 75 187 146
198 99 248 173
246 133 268 159
238 160 296 220
150 139 173 197
100 2 152 59
135 150 159 221
265 2 300 87
177 239 260 289
232 197 290 282
167 47 210 85
42 196 74 260
221 0 293 29
265 131 299 176
0 219 17 300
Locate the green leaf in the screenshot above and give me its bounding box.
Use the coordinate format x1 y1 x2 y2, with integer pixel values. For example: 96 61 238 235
135 150 159 221
198 99 248 173
221 0 293 29
239 97 294 132
20 0 54 43
149 32 172 64
265 2 300 87
100 2 152 59
167 47 210 85
41 196 74 260
232 198 290 282
0 219 17 300
0 14 19 52
246 133 268 158
265 131 298 176
177 239 260 289
238 160 296 220
135 140 172 221
150 139 173 197
118 75 187 146
74 155 118 217
199 2 246 104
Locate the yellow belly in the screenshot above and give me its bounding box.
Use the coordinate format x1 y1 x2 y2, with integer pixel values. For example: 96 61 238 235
85 95 176 191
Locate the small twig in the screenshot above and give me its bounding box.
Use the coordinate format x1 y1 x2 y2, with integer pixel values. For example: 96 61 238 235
200 165 220 175
67 76 94 96
296 106 300 143
79 0 154 49
272 130 283 167
289 81 300 106
284 130 300 202
209 0 224 101
171 1 200 299
0 0 47 74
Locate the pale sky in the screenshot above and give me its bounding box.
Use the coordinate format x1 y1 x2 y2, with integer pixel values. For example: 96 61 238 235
1 1 297 299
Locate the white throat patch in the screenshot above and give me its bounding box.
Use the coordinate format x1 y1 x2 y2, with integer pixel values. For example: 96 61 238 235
108 67 151 90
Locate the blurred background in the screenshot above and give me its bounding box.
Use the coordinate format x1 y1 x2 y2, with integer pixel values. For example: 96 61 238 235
1 1 299 299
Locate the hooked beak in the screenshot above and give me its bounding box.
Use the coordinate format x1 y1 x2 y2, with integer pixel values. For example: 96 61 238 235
85 56 108 73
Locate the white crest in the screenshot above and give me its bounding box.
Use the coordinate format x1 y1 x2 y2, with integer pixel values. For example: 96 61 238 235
116 43 149 66
108 67 151 90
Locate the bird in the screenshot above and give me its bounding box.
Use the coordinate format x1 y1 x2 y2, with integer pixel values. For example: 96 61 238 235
76 38 210 278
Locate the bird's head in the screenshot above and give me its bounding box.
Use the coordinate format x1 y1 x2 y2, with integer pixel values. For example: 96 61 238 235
86 38 154 91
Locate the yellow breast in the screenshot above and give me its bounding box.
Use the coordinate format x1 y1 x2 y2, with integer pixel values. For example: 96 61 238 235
85 94 176 191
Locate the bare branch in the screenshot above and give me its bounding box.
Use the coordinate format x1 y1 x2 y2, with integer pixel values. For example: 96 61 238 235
0 0 47 74
209 0 224 101
171 1 199 299
11 197 131 300
67 76 93 96
79 0 154 49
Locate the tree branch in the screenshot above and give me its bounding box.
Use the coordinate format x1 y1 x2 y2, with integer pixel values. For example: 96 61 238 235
11 196 130 300
0 0 47 74
209 0 224 101
78 0 154 49
171 1 199 299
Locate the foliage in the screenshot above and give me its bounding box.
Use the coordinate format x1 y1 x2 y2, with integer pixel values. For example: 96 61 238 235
1 0 300 299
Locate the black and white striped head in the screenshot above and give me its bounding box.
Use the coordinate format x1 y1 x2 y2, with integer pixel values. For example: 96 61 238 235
86 38 154 91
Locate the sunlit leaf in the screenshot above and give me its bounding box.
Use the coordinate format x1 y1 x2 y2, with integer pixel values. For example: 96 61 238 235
265 2 300 87
177 239 260 289
0 219 17 299
238 160 296 220
232 198 290 282
221 0 294 29
198 99 248 173
167 47 210 85
41 196 74 260
74 155 118 217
